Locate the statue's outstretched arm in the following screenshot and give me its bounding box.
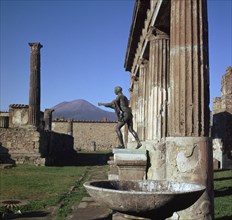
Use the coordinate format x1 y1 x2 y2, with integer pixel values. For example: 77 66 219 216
98 102 115 109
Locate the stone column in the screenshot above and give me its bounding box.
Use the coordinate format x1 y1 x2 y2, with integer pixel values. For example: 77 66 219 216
28 43 43 127
147 27 170 141
168 0 210 137
166 1 213 219
44 109 54 131
137 59 149 142
128 79 139 145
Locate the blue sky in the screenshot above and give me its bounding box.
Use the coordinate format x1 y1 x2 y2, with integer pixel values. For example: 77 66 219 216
0 0 231 112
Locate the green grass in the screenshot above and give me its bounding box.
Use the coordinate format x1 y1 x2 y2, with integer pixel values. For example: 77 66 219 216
214 169 232 219
0 165 107 219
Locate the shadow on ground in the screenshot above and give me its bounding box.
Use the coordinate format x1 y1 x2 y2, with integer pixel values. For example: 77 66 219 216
0 211 50 219
214 187 232 197
216 216 232 220
45 151 113 167
75 152 113 166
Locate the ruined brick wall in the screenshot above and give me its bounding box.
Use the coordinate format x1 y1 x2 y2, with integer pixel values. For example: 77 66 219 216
0 127 74 165
52 121 117 151
212 67 232 169
0 127 41 164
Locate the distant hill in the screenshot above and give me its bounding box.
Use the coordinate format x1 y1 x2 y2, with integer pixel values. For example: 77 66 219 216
52 99 117 121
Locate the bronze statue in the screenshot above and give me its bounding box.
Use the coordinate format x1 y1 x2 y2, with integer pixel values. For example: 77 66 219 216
98 86 142 149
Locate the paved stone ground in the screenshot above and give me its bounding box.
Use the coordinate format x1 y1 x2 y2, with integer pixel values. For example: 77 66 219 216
67 168 112 220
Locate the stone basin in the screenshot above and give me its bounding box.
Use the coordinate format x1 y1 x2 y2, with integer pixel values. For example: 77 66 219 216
83 180 206 219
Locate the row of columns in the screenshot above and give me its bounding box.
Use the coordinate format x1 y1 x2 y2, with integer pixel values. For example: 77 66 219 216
131 27 170 142
131 0 209 142
128 0 213 219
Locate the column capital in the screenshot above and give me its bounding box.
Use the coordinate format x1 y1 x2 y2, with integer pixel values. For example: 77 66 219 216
29 42 43 51
138 58 149 67
146 26 169 41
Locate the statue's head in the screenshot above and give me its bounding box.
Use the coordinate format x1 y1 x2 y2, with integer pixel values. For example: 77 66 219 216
114 86 122 95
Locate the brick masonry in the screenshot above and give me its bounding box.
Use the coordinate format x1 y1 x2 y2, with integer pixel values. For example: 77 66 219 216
0 127 74 165
52 120 118 151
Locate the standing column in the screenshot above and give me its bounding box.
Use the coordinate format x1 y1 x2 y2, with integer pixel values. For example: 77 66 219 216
128 79 139 144
147 27 170 141
166 1 213 219
146 27 170 181
137 59 149 141
28 43 43 127
169 0 210 137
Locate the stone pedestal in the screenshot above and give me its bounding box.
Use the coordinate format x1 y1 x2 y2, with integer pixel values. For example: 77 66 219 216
110 148 148 220
107 157 119 180
113 148 147 180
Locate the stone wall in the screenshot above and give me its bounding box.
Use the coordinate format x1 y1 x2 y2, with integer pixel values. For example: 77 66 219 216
212 66 232 169
0 127 74 166
52 120 117 151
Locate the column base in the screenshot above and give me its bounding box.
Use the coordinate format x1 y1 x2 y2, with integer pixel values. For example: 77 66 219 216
165 137 214 220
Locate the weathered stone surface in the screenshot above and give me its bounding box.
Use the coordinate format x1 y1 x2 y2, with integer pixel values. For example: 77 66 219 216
165 137 213 220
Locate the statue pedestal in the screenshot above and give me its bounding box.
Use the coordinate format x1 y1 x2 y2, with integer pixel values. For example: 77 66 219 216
110 148 148 220
109 148 147 180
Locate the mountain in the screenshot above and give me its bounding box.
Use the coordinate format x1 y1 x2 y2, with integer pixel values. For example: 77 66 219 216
51 99 117 121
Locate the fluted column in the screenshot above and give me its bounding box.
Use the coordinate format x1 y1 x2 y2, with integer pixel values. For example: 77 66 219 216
165 1 213 219
128 79 139 143
137 59 149 141
147 27 170 141
169 0 210 137
28 43 43 127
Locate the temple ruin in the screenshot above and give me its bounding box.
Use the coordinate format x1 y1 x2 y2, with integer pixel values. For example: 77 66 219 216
110 0 214 219
0 43 74 166
0 42 118 165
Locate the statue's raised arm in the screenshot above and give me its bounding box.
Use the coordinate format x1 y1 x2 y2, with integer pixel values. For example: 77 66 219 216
98 102 115 109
